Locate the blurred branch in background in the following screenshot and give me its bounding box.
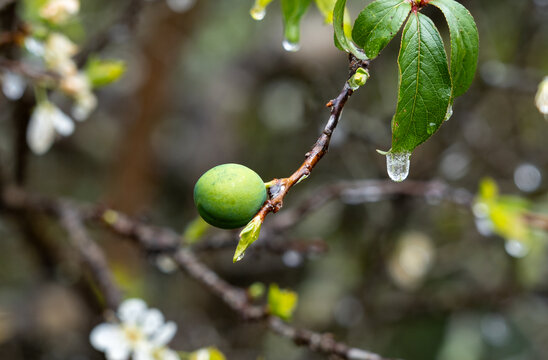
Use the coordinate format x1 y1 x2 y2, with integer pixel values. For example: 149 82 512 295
0 185 394 360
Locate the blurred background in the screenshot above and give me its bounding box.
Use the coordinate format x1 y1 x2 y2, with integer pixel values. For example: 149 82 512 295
0 0 547 359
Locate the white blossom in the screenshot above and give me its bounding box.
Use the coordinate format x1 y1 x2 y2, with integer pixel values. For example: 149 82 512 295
72 89 97 121
44 33 78 76
40 0 80 24
24 37 46 57
90 298 178 360
60 72 98 121
535 76 548 117
2 71 26 100
27 101 74 155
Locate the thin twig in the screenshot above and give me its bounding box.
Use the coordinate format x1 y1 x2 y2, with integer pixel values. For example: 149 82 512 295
58 204 123 310
255 56 369 225
0 58 59 83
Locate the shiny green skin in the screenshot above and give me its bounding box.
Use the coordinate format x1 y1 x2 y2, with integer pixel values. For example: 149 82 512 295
194 164 267 229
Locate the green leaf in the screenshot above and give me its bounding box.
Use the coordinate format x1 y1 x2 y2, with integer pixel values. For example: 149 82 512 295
248 282 266 299
430 0 479 98
268 284 298 321
281 0 311 47
85 57 126 88
352 0 411 59
314 0 337 23
333 0 367 59
391 12 452 153
183 216 211 244
475 178 532 244
233 216 262 262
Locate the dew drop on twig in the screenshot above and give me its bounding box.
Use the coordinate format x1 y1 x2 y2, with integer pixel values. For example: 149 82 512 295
386 152 411 182
282 39 300 52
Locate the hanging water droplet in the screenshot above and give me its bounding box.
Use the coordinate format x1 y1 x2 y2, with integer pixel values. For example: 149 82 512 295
235 252 246 262
386 151 411 182
444 105 453 121
282 39 300 52
250 7 266 20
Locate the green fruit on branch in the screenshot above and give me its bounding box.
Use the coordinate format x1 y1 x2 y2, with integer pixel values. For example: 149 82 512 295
194 163 267 229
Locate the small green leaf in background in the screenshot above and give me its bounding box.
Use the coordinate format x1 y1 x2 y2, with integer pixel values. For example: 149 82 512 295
85 57 126 88
183 216 211 244
473 178 548 286
391 12 452 153
248 282 266 299
474 178 531 244
315 0 352 37
268 284 298 321
233 216 262 262
315 0 337 23
281 0 311 51
430 0 479 98
333 0 367 59
188 347 226 360
352 0 411 59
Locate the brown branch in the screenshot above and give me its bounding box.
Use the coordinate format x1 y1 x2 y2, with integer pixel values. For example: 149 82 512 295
0 58 60 83
255 56 369 225
272 180 475 230
58 204 122 310
0 186 389 360
268 317 391 360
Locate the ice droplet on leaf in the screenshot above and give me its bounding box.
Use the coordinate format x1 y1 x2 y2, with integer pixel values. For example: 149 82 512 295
282 39 300 52
444 105 453 121
386 152 411 182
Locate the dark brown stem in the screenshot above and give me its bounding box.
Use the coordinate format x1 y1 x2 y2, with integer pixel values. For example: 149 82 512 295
256 56 369 224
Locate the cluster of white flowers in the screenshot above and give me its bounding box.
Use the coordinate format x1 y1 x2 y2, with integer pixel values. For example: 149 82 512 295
17 0 98 155
90 298 179 360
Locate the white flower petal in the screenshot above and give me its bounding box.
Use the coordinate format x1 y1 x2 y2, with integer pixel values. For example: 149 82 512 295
133 345 155 360
118 298 148 325
195 349 209 360
27 104 56 155
105 341 132 360
151 321 176 346
51 105 74 136
72 91 97 121
160 348 180 360
24 38 45 57
141 308 164 335
2 71 26 100
90 323 124 351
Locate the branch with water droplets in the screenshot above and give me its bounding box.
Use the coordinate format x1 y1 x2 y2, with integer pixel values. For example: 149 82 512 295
234 55 370 262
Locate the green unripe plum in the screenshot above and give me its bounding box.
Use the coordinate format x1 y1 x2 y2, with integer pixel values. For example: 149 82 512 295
194 163 267 229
